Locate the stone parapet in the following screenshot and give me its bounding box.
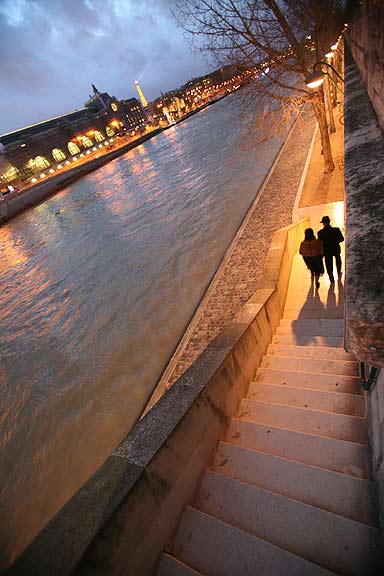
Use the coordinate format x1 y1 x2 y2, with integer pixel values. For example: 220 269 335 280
344 44 384 367
5 218 308 576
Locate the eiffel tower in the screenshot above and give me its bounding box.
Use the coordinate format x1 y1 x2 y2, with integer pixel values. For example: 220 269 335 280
134 80 148 108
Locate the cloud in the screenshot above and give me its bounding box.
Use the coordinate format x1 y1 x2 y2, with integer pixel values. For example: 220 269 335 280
0 0 207 133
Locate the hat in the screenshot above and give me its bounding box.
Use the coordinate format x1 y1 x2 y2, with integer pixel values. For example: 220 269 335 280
320 216 330 224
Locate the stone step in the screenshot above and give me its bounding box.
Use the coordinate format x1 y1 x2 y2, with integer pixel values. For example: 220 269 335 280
267 344 355 361
247 382 365 417
261 355 359 376
197 472 378 576
156 553 203 576
277 320 344 338
239 399 367 443
280 318 344 330
283 308 344 320
227 419 369 479
212 442 377 526
173 507 336 576
255 368 361 394
272 333 343 347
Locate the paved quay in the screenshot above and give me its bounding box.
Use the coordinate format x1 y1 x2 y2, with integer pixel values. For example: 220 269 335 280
150 105 317 404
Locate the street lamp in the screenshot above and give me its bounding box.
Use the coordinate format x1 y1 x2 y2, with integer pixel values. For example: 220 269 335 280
305 61 344 89
305 60 345 136
305 70 326 89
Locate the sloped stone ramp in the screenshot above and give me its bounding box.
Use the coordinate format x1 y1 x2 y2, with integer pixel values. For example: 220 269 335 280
156 254 380 575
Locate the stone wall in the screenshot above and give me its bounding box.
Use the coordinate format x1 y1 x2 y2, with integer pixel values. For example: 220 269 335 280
4 218 308 576
343 44 384 368
347 0 384 131
368 369 384 531
344 4 384 545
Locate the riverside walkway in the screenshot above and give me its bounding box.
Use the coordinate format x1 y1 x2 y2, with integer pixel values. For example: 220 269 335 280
155 109 381 575
156 232 380 575
151 80 383 572
149 105 317 407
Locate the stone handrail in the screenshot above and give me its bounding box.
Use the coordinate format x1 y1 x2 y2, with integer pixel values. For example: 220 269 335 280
5 217 309 576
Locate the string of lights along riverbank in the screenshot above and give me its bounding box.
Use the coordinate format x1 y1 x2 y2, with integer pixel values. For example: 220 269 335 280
0 95 286 568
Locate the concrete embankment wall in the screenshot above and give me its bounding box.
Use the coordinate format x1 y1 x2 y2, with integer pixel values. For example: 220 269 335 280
5 218 309 576
0 128 163 223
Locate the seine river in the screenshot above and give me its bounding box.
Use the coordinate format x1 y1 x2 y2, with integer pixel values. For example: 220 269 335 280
0 95 285 567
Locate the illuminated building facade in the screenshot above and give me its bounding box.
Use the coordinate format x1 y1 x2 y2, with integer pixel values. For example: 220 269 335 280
0 85 147 187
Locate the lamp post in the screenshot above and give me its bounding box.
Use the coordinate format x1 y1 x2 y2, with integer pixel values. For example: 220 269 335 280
304 59 345 173
305 61 344 135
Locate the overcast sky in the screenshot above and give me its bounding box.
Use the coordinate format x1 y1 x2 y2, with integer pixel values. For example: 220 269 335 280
0 0 209 134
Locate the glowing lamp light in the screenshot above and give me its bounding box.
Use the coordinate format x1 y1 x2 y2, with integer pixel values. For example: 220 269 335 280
331 43 338 51
325 52 334 59
99 144 103 148
73 156 78 161
104 142 108 146
80 153 84 157
92 147 97 152
40 173 46 178
57 164 63 169
31 177 38 183
109 138 114 143
65 160 71 165
49 168 55 174
305 70 325 89
86 150 91 155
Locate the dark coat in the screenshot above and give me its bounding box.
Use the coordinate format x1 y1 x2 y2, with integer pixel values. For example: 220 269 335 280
318 225 344 255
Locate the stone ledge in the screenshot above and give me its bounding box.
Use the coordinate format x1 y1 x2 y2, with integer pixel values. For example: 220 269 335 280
344 44 384 367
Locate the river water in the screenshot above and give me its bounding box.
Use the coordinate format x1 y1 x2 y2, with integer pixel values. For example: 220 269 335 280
0 95 285 567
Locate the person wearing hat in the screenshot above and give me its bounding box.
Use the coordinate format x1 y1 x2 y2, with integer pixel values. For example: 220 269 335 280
318 216 344 283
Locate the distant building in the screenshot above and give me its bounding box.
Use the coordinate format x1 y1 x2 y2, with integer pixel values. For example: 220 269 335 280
0 85 147 187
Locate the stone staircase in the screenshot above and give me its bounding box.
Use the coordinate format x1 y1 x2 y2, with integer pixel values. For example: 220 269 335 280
156 303 380 574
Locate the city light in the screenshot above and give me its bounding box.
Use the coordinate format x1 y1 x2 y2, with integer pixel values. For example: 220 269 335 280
40 173 46 178
57 164 62 169
73 156 78 161
31 177 37 183
49 168 55 174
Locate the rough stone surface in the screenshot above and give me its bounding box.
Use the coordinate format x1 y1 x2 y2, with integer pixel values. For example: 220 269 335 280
344 45 384 367
348 2 384 132
160 107 316 389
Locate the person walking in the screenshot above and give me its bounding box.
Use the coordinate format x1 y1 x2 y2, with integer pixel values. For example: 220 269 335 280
299 228 324 289
318 216 344 283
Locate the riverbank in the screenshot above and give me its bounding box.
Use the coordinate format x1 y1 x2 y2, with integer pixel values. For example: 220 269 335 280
146 105 317 409
0 95 231 225
0 128 164 223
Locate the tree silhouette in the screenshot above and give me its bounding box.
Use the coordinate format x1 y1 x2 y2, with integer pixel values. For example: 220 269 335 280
175 0 346 172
